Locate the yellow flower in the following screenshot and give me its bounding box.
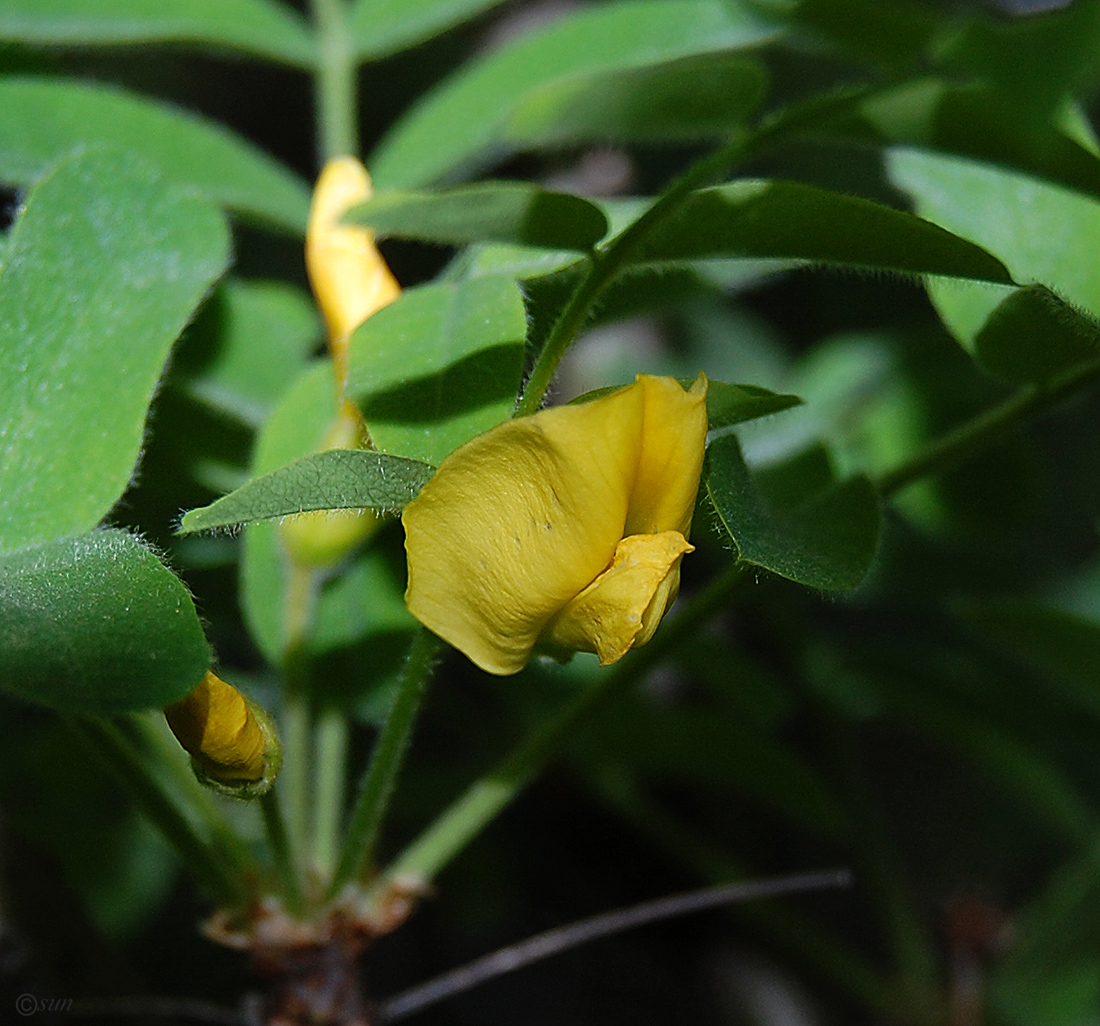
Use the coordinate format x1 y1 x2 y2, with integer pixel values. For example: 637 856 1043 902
165 671 279 796
306 156 401 392
402 374 708 675
283 157 402 570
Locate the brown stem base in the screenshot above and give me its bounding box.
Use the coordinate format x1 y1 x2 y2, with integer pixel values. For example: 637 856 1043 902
204 879 426 1026
253 927 372 1026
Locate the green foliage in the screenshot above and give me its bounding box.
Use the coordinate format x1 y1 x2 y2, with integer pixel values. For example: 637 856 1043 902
0 0 316 66
706 435 881 590
348 181 609 249
0 78 310 231
760 0 936 66
350 0 510 59
174 279 321 427
240 363 414 667
7 1 1100 1022
0 148 230 552
974 286 1100 386
179 450 435 533
704 380 803 428
0 711 178 938
504 50 769 146
636 179 1014 279
370 0 781 187
348 276 527 463
0 149 221 715
890 147 1100 345
0 531 211 713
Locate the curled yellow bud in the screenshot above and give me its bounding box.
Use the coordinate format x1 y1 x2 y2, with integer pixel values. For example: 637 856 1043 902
402 374 708 674
165 671 280 798
306 156 400 388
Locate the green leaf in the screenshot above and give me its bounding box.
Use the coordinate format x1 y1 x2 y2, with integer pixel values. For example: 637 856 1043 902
705 434 881 591
940 0 1100 127
0 148 230 554
636 180 1014 282
957 598 1100 717
370 0 781 188
242 362 341 664
240 362 415 665
889 147 1100 349
0 711 176 938
574 379 801 429
348 182 608 250
348 276 527 464
972 285 1100 385
754 0 935 67
179 450 436 534
991 844 1100 1026
504 50 767 146
0 0 316 67
0 77 310 232
707 381 803 429
993 959 1100 1026
351 0 510 59
0 530 210 713
449 242 588 282
174 279 320 427
843 82 1100 206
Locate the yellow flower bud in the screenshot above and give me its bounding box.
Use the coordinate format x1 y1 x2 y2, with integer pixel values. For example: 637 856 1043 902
306 156 400 389
165 671 280 798
402 374 708 674
278 408 381 570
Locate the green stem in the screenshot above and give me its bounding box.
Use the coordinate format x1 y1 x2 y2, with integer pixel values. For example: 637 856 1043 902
133 713 258 880
68 715 248 909
311 0 358 161
515 136 751 416
312 706 349 878
281 563 316 893
374 564 745 893
876 355 1100 498
512 84 906 418
261 789 306 916
328 627 442 899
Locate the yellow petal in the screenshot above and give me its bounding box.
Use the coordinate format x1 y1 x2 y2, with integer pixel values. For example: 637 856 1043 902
542 531 693 665
306 157 401 373
164 672 266 783
625 373 708 537
403 385 648 675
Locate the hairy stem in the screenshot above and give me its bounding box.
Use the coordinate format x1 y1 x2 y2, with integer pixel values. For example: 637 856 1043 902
877 355 1100 498
312 706 349 878
374 565 745 894
262 788 306 916
280 563 316 899
515 137 749 416
328 628 442 899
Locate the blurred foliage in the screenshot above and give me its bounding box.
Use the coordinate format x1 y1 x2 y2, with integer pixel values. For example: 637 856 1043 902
5 1 1100 1024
